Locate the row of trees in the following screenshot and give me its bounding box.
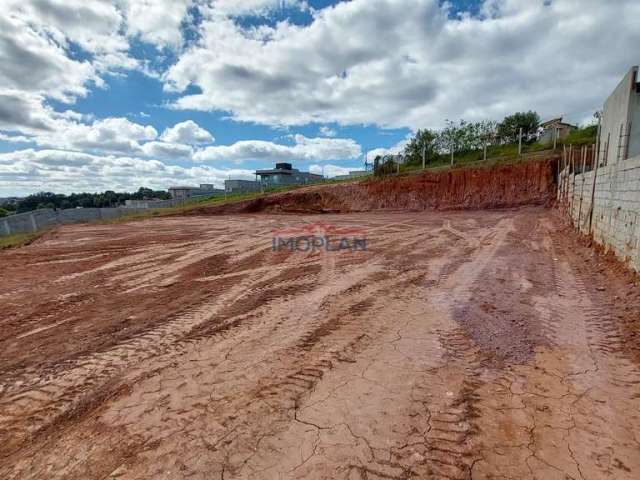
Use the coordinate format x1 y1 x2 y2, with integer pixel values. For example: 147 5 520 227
1 187 171 214
402 111 541 164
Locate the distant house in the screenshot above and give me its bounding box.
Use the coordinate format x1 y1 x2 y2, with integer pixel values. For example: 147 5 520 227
168 184 223 200
255 163 323 187
0 197 22 205
538 117 577 144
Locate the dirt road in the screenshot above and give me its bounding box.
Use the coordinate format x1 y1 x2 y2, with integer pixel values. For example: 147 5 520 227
1 208 639 479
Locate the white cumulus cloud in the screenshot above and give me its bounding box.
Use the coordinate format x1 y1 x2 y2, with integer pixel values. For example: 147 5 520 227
193 134 361 164
161 120 215 144
141 141 193 160
165 0 640 129
0 148 254 195
123 0 193 49
35 117 158 155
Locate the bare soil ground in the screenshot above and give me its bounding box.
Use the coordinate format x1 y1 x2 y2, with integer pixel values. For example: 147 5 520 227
1 207 639 479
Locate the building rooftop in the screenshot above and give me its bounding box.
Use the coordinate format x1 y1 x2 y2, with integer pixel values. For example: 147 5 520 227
255 168 301 175
540 117 576 128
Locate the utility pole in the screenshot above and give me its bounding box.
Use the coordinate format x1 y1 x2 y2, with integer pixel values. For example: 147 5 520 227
588 112 602 234
577 145 587 230
518 127 523 156
422 144 426 170
568 144 574 216
594 113 601 168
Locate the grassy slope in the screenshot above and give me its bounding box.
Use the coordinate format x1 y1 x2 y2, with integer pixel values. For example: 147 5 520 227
104 185 312 224
0 232 43 250
399 145 558 176
401 126 596 174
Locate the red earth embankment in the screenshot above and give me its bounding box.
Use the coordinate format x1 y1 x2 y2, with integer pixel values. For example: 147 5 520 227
187 158 558 215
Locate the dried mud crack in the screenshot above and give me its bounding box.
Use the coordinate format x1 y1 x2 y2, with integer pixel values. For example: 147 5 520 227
1 208 639 479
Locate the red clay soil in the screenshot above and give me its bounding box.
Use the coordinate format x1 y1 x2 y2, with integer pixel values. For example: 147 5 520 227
186 158 559 215
2 208 640 479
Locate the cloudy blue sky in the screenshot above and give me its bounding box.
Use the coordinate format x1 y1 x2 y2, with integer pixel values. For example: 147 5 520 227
0 0 638 195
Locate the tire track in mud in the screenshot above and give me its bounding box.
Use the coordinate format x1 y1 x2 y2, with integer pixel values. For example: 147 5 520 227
466 214 640 480
410 224 513 480
1 216 407 470
541 217 640 384
108 220 483 479
334 218 504 480
550 230 640 394
238 217 509 480
13 210 634 479
352 328 485 480
379 216 514 480
420 329 484 480
101 264 413 477
0 254 326 458
221 289 434 477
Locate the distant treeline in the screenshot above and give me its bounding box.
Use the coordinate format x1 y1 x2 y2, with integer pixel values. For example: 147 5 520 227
1 187 171 214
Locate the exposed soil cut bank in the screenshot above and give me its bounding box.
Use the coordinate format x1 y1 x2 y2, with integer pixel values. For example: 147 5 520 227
187 158 558 215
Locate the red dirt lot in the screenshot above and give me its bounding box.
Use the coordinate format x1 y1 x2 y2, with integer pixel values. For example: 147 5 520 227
1 207 640 479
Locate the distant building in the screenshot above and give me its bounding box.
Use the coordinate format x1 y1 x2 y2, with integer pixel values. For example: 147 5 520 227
255 163 323 187
225 179 262 194
538 117 577 144
168 184 224 200
0 197 22 205
333 170 369 180
599 66 640 165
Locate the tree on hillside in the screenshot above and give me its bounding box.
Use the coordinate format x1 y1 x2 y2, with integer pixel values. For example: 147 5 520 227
497 111 540 143
476 120 499 147
404 129 438 165
373 155 397 176
0 208 9 218
0 202 16 213
132 187 170 200
439 120 471 159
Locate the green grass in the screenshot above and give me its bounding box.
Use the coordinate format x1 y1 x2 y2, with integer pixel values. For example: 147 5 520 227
397 143 557 176
0 232 43 250
560 125 598 146
103 184 311 225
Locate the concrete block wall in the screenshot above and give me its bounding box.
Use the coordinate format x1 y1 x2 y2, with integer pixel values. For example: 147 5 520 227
563 155 640 272
0 207 146 237
125 199 176 208
600 66 640 165
124 193 223 209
